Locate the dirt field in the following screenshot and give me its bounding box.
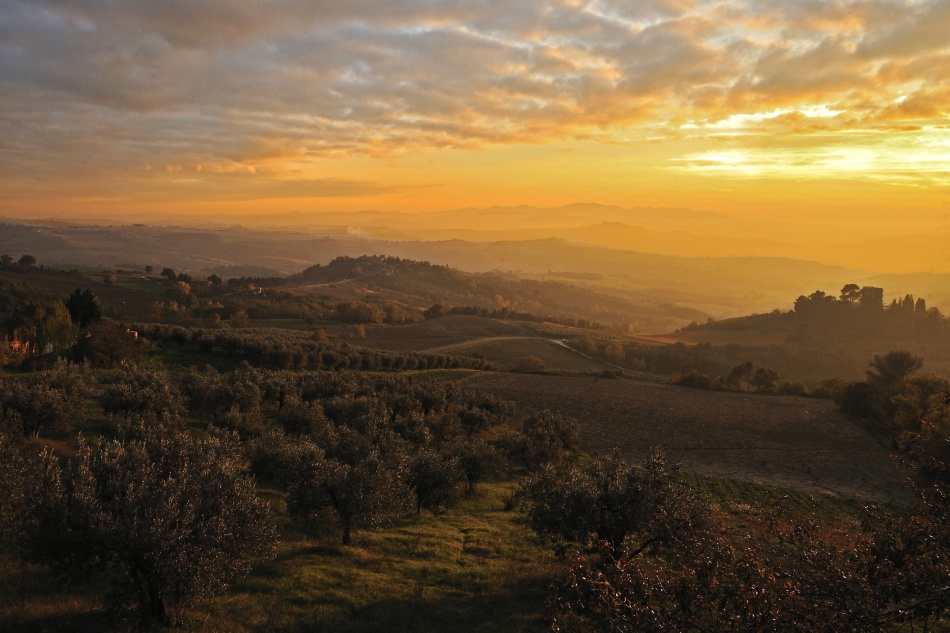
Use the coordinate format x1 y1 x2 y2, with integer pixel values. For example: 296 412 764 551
432 337 612 372
465 373 909 504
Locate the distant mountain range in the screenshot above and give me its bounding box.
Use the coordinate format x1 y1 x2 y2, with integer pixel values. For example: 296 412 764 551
3 219 949 325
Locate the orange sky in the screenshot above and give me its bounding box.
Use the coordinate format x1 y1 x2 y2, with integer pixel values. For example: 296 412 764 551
0 0 948 228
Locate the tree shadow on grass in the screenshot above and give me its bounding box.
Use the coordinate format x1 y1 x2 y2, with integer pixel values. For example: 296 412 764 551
0 608 117 633
258 587 549 633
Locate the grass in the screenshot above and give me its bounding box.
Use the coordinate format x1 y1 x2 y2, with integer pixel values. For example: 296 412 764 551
691 473 870 527
0 483 556 633
0 445 911 633
433 338 609 373
180 483 556 633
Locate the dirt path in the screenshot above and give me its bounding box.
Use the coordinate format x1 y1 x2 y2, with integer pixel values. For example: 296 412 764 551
466 373 909 504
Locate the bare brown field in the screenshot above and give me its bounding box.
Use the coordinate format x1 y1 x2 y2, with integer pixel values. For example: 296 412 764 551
433 337 612 372
465 373 908 504
666 329 790 347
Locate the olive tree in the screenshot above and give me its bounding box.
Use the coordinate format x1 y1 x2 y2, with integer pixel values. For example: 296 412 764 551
24 424 277 622
520 410 580 469
0 360 93 437
0 431 25 548
288 447 408 545
406 449 465 514
100 364 185 421
519 451 708 553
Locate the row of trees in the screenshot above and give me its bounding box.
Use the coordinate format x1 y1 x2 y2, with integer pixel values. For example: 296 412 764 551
0 253 37 268
793 284 943 320
135 323 495 372
674 360 811 395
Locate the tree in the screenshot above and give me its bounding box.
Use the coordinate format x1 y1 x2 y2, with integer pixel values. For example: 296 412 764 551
726 361 754 391
519 451 708 553
521 410 580 469
275 395 330 436
17 254 36 268
0 360 92 437
230 308 249 328
840 283 861 304
144 265 153 274
288 448 407 545
161 267 177 281
101 365 186 421
867 350 924 386
0 254 12 267
0 431 27 551
750 367 780 392
170 280 192 300
406 450 465 514
24 424 277 622
455 440 498 496
70 321 139 367
65 287 102 328
546 467 950 633
3 300 73 356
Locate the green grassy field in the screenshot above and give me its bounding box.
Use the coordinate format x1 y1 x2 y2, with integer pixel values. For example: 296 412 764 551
0 480 556 633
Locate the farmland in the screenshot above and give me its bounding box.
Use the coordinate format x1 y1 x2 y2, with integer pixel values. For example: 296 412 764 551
1 255 947 632
464 373 906 503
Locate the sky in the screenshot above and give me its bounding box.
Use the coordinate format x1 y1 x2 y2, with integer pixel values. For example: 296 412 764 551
0 0 949 224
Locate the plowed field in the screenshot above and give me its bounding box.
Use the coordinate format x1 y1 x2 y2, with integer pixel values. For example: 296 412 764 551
466 373 908 504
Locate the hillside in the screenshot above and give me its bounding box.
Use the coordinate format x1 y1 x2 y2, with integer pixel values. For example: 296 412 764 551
465 373 906 504
10 221 947 325
2 258 947 632
667 286 950 381
291 255 698 331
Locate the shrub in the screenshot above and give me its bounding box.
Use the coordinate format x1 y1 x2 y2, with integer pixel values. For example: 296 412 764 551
674 370 718 390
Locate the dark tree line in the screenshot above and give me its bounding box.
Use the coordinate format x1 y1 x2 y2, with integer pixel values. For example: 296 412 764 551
135 323 495 371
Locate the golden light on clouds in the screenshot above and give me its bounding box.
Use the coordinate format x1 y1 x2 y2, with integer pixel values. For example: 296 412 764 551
0 0 947 231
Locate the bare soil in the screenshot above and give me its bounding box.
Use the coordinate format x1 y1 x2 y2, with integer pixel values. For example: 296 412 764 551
466 373 909 504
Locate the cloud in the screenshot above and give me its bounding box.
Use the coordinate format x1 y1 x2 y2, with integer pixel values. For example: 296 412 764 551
1 0 948 200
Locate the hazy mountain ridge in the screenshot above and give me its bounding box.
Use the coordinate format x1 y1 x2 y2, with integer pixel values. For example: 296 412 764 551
2 220 949 320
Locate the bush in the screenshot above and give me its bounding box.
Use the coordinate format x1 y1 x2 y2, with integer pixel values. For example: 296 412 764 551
777 379 808 396
674 370 718 390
